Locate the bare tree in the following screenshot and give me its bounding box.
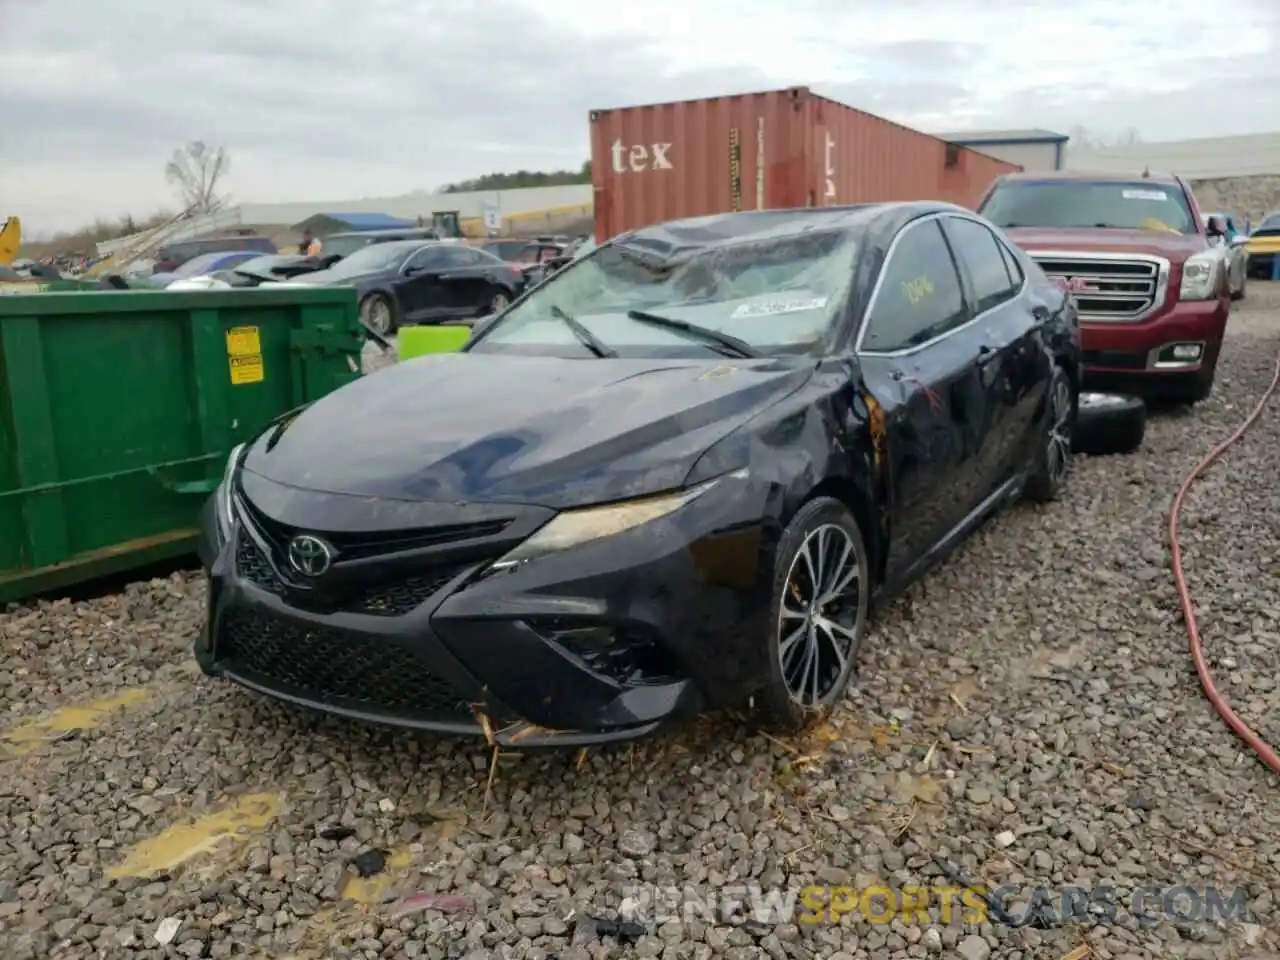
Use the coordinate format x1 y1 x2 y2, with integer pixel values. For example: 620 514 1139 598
1066 126 1143 149
165 141 230 214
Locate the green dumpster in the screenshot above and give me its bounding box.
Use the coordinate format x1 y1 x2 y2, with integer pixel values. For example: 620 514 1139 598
0 287 362 603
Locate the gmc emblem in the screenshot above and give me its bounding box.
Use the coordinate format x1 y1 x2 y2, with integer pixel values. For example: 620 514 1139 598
1049 275 1095 293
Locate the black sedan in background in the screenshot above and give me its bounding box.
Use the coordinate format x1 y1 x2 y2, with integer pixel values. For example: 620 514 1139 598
286 240 525 334
196 202 1079 747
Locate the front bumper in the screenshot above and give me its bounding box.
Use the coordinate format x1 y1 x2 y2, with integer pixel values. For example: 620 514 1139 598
194 473 775 747
1079 298 1228 393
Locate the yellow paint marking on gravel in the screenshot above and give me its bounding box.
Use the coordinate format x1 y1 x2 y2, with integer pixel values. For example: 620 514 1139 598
0 687 156 758
106 792 283 879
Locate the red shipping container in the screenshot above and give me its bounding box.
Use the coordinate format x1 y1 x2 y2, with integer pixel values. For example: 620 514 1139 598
590 86 1021 240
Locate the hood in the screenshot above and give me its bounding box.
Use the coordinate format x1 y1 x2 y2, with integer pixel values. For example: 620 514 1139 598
289 268 383 286
1004 227 1208 261
241 353 812 509
147 272 178 285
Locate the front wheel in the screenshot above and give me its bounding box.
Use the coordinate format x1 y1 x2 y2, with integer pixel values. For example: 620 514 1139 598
486 289 510 316
749 497 869 734
1023 365 1074 503
360 294 396 335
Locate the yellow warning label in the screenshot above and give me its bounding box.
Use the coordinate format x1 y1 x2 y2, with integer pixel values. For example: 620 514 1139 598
229 355 264 385
226 326 261 357
226 326 264 385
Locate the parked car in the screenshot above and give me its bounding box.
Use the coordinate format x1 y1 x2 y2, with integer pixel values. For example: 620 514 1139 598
211 254 320 287
313 227 442 265
1201 211 1247 300
195 202 1081 747
979 170 1229 405
153 235 277 273
148 250 264 287
283 239 524 334
1245 209 1280 279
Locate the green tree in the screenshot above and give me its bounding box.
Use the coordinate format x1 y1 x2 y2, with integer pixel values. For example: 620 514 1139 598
440 161 592 193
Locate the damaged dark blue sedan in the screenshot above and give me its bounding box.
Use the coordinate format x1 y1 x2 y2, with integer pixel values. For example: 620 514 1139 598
195 202 1080 747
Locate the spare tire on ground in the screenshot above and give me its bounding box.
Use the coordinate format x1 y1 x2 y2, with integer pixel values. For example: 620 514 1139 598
1073 392 1146 456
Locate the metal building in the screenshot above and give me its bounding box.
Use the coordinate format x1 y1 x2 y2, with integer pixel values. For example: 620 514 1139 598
933 129 1069 172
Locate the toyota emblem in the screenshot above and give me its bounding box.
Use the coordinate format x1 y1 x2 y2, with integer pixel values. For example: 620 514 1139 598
287 535 333 577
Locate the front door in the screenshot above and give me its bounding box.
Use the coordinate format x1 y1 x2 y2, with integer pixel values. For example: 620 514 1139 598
854 216 1001 581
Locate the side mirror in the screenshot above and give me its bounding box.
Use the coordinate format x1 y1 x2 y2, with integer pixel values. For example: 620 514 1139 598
1206 215 1227 238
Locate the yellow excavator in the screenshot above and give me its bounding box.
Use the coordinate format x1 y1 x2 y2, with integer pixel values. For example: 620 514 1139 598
0 216 19 265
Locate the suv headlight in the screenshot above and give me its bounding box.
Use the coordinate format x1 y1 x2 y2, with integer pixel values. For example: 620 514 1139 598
1179 251 1220 301
213 443 246 539
488 470 746 572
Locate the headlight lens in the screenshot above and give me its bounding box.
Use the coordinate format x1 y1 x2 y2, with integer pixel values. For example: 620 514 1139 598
1179 251 1219 301
213 443 246 539
489 470 744 571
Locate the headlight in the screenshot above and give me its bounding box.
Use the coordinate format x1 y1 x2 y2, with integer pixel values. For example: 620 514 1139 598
1179 251 1220 301
489 470 744 571
213 443 246 539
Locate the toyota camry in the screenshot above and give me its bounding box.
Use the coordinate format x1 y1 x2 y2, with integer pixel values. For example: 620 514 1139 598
195 202 1080 747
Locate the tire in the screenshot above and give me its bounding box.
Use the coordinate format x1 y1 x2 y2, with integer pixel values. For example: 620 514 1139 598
1023 365 1074 503
749 497 870 734
1072 393 1146 456
486 289 511 316
360 294 396 336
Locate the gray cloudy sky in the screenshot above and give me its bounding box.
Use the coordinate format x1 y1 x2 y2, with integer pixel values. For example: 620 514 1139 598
3 0 1279 234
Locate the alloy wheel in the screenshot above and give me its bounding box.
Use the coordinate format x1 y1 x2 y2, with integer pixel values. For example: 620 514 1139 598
489 292 510 314
777 524 863 705
1047 378 1073 481
363 297 392 335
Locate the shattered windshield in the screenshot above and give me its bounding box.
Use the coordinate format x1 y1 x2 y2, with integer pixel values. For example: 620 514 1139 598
470 229 858 357
980 180 1197 235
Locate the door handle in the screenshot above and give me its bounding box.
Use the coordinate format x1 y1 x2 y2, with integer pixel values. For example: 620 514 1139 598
976 345 999 365
1031 304 1050 322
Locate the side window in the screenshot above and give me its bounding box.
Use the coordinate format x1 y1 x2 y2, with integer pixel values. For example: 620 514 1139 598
997 237 1024 287
861 220 967 353
943 217 1018 314
403 247 444 271
435 247 474 267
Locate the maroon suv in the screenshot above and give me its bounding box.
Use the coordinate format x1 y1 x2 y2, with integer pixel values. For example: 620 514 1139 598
978 170 1230 405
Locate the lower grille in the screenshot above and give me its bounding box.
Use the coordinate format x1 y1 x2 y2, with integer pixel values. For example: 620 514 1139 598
218 610 473 720
1082 349 1146 371
1031 254 1165 321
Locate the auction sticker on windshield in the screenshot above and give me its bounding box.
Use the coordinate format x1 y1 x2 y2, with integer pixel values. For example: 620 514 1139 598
226 325 265 385
731 297 828 319
1121 189 1169 201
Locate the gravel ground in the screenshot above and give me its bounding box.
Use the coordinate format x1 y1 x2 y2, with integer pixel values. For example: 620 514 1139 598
4 292 1280 959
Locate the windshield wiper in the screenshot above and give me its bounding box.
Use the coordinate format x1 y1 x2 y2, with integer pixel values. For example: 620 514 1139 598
625 309 761 358
550 305 616 358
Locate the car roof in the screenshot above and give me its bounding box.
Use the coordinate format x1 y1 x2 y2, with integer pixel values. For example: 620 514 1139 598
613 202 961 256
996 169 1184 186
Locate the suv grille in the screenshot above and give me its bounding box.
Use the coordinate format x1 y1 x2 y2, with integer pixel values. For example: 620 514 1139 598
218 609 473 721
1030 255 1164 320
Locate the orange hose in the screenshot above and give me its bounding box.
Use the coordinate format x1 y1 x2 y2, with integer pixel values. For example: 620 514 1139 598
1168 348 1280 775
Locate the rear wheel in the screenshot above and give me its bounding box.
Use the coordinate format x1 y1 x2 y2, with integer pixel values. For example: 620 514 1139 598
749 498 869 734
1024 366 1074 503
360 294 395 335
